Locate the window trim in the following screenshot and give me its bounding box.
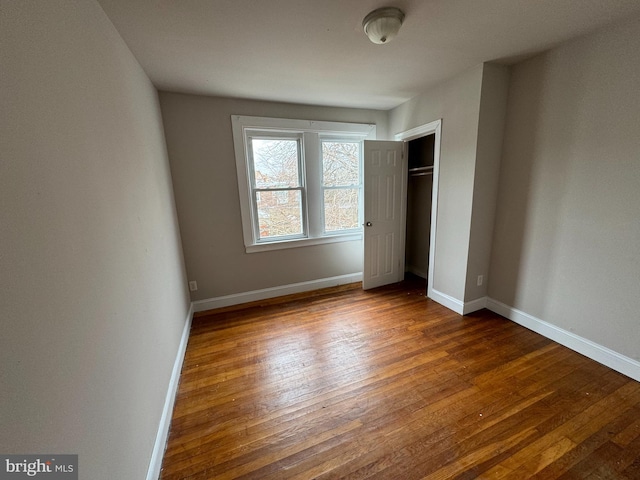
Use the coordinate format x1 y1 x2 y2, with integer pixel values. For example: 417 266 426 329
232 115 376 253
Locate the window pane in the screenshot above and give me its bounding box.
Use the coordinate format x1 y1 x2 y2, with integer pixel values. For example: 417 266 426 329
256 190 303 239
324 188 359 232
322 142 360 186
252 139 300 188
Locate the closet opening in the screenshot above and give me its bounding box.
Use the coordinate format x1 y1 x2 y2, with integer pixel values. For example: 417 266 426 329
405 133 435 293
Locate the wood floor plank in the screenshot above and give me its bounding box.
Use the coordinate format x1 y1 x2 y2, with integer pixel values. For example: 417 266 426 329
159 276 640 479
528 405 640 479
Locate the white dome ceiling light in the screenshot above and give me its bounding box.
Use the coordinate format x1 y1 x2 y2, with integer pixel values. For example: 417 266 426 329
362 7 405 45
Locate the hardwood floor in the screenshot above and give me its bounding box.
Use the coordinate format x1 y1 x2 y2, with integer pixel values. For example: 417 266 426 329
160 277 640 479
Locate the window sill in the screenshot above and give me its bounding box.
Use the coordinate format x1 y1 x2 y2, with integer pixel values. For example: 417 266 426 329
245 233 362 253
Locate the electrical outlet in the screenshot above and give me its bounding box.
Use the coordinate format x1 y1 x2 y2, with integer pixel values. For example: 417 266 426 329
188 281 198 292
477 275 483 286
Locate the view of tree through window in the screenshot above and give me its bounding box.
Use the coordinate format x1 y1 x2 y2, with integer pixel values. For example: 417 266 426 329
251 138 303 239
322 141 361 232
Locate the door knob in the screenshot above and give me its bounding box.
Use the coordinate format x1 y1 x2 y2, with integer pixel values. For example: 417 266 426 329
365 222 372 227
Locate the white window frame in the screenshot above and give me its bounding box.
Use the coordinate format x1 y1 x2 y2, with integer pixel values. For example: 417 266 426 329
232 115 376 253
247 131 307 242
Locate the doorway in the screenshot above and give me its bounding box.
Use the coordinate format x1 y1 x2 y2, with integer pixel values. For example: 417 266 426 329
394 118 441 301
405 134 435 292
362 120 441 295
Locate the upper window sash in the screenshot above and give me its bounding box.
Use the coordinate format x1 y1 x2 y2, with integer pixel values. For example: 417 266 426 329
319 137 363 188
248 135 304 189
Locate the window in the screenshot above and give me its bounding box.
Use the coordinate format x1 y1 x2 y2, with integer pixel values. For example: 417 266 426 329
250 135 304 240
321 140 361 233
232 116 376 252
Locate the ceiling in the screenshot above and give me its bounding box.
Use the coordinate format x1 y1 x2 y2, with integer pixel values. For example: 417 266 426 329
97 0 640 110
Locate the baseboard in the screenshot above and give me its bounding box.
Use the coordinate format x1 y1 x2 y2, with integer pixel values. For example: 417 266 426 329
192 273 363 313
486 298 640 382
146 303 193 480
428 289 487 316
463 296 488 315
429 288 464 315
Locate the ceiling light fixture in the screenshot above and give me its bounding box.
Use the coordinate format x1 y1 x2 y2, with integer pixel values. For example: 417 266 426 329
362 7 405 45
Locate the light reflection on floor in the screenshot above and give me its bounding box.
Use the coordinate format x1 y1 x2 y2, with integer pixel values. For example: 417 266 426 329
258 274 428 411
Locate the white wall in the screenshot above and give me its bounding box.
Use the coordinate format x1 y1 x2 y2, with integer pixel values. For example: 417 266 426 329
489 17 640 362
389 64 509 309
159 92 389 301
0 1 190 478
465 64 510 301
389 66 484 301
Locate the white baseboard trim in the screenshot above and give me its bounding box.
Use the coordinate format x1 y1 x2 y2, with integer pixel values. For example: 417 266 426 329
463 296 488 315
146 303 193 480
486 298 640 382
429 288 464 315
192 273 363 313
428 289 487 316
